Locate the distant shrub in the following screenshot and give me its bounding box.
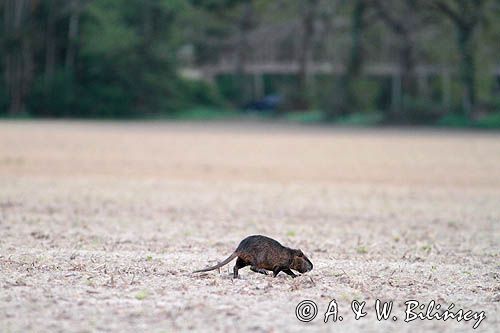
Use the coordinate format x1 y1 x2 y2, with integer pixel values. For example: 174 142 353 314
180 79 226 107
27 65 226 118
350 78 382 112
399 96 443 124
474 112 500 128
437 114 472 127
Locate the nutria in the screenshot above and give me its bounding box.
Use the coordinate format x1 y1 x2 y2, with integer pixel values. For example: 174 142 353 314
193 235 313 278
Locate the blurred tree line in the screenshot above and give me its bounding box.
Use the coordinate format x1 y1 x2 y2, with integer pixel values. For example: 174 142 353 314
1 0 499 124
1 0 221 117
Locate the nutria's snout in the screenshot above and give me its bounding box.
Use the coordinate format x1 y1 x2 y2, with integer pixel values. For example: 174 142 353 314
307 261 313 272
303 258 313 272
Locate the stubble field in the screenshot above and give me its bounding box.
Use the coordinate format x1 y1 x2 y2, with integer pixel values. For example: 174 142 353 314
0 121 499 332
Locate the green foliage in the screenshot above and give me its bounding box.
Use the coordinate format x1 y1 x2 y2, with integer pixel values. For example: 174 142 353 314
216 75 246 105
181 79 226 107
438 112 500 129
29 70 78 117
437 114 472 127
170 107 235 120
82 2 140 57
337 111 384 126
286 110 325 123
400 96 444 124
475 113 500 128
3 0 206 118
76 0 183 116
349 78 383 112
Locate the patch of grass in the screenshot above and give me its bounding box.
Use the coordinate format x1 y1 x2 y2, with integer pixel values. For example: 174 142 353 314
356 245 368 254
146 255 153 262
86 277 95 287
286 230 296 237
135 290 149 300
420 244 432 254
438 112 500 129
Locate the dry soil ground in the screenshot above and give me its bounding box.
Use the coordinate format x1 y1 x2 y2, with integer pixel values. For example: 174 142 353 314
0 121 499 332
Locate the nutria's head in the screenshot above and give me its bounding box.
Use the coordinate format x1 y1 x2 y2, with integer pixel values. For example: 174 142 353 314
291 249 313 273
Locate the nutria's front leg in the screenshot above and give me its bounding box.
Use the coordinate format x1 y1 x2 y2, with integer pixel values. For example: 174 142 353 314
250 266 268 275
272 266 282 277
233 257 248 278
283 268 297 278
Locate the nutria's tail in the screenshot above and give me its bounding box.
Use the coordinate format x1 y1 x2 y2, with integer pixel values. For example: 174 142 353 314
192 252 238 273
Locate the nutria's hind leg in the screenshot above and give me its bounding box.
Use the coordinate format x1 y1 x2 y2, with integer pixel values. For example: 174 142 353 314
250 266 268 275
283 268 297 278
233 257 249 278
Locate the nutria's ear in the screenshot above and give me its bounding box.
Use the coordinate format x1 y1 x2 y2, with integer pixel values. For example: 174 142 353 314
296 249 304 257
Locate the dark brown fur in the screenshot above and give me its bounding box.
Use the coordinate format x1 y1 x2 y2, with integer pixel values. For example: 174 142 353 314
193 235 313 278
